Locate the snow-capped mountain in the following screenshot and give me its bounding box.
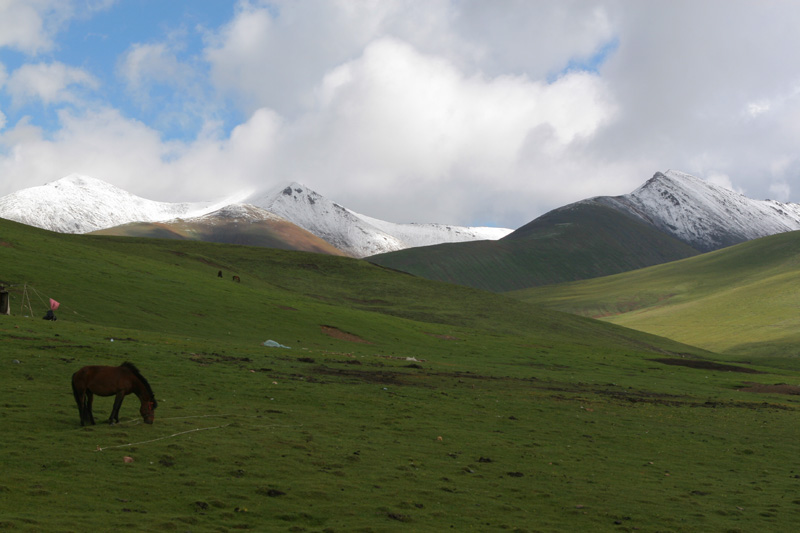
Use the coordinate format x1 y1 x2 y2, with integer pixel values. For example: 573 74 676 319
7 169 787 260
594 170 800 252
0 175 511 257
0 174 233 234
246 183 512 257
92 203 347 256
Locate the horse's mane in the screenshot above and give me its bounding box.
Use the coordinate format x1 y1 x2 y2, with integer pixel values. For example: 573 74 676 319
121 362 158 408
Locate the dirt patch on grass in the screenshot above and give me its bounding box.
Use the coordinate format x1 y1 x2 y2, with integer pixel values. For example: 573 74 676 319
653 358 763 373
310 366 407 386
0 241 11 247
320 325 372 344
189 352 252 365
738 383 800 395
424 332 460 341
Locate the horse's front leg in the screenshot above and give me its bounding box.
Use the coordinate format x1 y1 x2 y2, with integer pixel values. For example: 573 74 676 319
108 392 125 425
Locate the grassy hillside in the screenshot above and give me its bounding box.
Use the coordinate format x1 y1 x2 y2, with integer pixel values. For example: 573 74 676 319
368 202 699 292
3 217 800 532
512 230 800 361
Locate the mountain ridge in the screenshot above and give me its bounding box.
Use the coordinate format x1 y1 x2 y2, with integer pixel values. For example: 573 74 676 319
0 174 511 258
593 170 800 251
369 169 800 291
5 169 800 276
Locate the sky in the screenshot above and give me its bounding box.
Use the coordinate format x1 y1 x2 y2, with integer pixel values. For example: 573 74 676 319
2 0 800 229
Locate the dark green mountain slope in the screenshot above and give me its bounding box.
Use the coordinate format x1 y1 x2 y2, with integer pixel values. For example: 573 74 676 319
368 201 700 292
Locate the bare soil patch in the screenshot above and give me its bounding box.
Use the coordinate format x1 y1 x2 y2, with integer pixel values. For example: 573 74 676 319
424 332 460 341
738 382 800 395
189 352 252 365
320 325 372 344
310 366 406 386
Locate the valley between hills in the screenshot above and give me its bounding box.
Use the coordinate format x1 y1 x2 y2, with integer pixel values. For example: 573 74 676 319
2 213 800 531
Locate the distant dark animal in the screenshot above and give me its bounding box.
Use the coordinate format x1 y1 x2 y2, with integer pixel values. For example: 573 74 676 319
232 275 240 283
71 362 157 426
217 270 223 278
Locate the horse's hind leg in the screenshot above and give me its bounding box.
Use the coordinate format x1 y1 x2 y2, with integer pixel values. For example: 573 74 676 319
86 391 96 425
72 376 88 426
75 392 87 426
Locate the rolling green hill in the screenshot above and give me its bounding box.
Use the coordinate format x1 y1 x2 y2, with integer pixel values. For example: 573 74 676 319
3 217 800 532
0 216 702 358
512 230 800 361
368 201 700 292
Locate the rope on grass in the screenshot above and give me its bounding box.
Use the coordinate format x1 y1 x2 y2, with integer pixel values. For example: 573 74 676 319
93 413 305 451
95 424 231 451
114 413 236 425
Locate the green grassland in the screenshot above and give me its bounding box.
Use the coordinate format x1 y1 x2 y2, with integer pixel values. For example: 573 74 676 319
512 230 800 364
2 218 800 532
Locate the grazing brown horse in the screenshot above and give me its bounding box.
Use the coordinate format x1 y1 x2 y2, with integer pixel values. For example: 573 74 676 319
232 275 241 283
71 362 157 426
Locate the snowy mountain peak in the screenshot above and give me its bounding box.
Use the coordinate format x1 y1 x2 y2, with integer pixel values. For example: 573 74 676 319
245 182 512 257
191 203 284 223
245 182 402 257
53 173 115 188
0 175 511 257
0 174 209 234
598 170 800 251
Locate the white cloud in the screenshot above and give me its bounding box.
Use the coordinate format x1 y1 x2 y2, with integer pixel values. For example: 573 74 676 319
0 108 171 194
0 3 622 227
768 181 791 201
8 1 800 229
745 100 771 119
0 105 280 203
706 172 735 192
118 42 194 95
450 1 615 78
307 37 613 166
5 62 99 106
267 37 616 222
0 0 115 55
203 1 616 117
0 0 61 53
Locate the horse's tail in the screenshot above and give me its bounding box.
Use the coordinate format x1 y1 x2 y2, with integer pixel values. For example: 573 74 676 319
71 371 84 410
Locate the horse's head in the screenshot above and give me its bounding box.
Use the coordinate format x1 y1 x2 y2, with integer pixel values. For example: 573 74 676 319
140 401 156 424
